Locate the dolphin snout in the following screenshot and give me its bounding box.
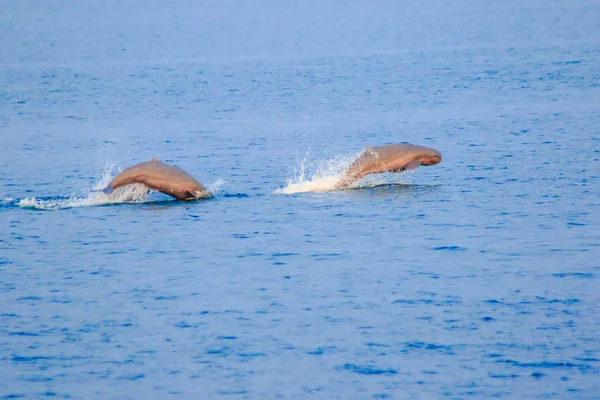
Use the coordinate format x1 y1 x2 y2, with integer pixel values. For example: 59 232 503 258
422 152 442 166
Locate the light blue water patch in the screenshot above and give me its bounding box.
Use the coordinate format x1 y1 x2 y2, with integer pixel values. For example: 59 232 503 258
1 0 600 398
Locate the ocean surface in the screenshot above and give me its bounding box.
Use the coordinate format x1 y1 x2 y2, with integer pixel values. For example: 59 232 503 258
2 0 600 398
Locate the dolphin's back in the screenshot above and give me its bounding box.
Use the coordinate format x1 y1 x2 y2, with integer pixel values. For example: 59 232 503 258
336 143 440 188
369 143 431 159
104 159 208 200
350 143 426 173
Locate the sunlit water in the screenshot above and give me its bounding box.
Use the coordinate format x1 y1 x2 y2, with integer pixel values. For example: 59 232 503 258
2 0 600 399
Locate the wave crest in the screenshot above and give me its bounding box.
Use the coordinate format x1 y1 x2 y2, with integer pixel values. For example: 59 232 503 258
273 150 358 194
273 149 416 195
18 164 150 210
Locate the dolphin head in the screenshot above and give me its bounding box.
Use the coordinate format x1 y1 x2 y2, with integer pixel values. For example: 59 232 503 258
420 148 442 166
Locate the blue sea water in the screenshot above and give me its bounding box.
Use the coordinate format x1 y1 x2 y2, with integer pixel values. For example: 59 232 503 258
2 0 600 398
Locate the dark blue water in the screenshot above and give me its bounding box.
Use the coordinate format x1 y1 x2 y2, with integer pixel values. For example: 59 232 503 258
2 1 600 398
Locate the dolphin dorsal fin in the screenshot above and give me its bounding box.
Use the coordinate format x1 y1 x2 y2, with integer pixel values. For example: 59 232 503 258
150 158 160 162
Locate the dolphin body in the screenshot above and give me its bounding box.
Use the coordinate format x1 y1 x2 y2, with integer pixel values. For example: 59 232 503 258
336 143 442 189
102 158 210 201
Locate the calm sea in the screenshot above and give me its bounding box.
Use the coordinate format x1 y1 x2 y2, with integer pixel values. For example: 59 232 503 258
1 0 600 398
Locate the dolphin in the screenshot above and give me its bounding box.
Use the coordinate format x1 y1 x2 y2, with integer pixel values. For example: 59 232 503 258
102 158 210 201
336 143 442 189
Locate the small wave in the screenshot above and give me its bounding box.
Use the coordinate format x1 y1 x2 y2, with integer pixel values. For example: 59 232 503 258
18 187 150 210
16 166 224 210
0 198 17 209
274 176 345 194
18 164 150 210
273 150 413 195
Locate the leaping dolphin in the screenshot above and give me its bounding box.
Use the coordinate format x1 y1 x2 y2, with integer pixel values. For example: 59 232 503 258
336 143 442 189
102 158 210 201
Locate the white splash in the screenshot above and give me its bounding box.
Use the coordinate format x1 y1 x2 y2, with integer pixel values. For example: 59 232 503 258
207 179 225 194
273 149 417 195
18 164 150 210
273 150 361 194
